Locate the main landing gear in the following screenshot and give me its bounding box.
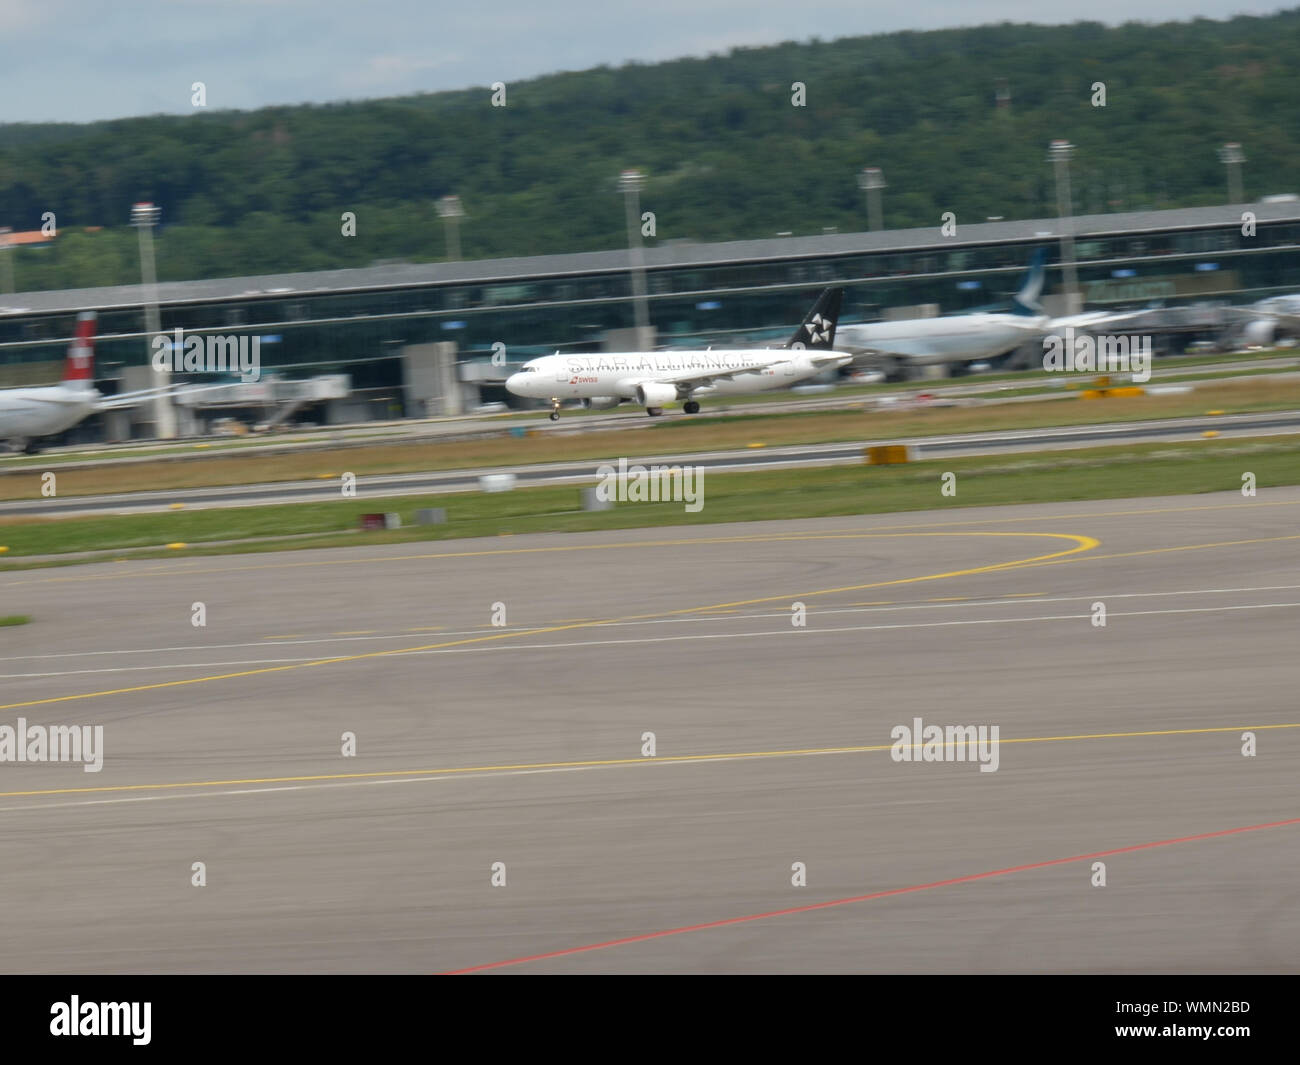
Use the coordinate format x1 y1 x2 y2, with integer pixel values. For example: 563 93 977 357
644 401 699 417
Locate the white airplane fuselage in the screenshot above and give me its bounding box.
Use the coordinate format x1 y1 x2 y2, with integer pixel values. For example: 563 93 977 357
836 312 1049 366
0 385 99 442
507 348 852 403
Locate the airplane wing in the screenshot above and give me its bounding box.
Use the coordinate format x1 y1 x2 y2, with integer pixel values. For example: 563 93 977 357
1050 309 1152 331
1232 305 1300 326
637 363 773 389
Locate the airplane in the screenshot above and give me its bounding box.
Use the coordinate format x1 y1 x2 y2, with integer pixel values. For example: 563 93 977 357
834 250 1052 375
1231 293 1300 347
834 249 1175 377
0 313 182 453
505 288 851 418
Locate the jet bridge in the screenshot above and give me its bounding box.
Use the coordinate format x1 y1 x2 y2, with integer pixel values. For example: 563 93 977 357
172 373 352 432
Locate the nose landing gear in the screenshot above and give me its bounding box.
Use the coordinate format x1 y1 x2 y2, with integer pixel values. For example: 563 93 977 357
549 398 561 421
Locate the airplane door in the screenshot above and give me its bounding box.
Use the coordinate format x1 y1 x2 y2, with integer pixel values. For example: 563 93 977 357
783 359 796 377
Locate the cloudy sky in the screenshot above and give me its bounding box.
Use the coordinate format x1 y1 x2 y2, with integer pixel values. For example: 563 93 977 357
0 0 1289 124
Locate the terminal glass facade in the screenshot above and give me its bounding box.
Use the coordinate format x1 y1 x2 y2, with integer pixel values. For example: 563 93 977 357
2 219 1299 395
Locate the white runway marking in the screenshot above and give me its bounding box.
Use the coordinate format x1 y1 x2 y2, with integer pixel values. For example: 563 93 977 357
4 600 1299 679
6 583 1300 668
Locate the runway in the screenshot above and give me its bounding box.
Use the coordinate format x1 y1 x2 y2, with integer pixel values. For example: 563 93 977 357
1 489 1298 973
4 408 1300 517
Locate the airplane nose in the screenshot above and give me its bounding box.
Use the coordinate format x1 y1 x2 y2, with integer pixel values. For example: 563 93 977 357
505 373 523 394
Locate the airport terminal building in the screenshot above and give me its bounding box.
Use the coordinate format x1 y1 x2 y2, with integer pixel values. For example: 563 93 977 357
2 199 1298 438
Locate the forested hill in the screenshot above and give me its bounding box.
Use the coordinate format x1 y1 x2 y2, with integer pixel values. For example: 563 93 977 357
3 10 1299 292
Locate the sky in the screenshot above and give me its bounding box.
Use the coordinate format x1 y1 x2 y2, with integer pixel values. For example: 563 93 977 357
0 0 1291 124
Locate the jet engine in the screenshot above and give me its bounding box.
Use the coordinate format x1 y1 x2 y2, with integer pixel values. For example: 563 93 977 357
581 396 622 410
635 382 678 407
1243 318 1278 347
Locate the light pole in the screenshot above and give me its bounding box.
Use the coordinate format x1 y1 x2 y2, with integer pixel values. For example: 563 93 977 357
131 201 176 439
619 168 650 347
1217 142 1245 205
436 195 465 261
1048 140 1079 313
0 228 13 295
858 167 885 232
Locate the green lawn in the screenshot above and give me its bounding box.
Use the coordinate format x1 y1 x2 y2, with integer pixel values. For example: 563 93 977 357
0 434 1293 568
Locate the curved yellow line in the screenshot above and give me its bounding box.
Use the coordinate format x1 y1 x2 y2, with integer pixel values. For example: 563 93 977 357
0 531 1097 712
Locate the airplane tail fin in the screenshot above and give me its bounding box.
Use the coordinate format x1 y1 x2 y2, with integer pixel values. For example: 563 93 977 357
62 312 96 387
788 287 844 349
1011 249 1048 316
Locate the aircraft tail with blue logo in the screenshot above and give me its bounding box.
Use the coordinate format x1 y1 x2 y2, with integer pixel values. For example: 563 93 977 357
1011 248 1049 316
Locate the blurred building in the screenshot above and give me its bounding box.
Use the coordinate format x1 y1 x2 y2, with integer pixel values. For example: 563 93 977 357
1 200 1298 437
